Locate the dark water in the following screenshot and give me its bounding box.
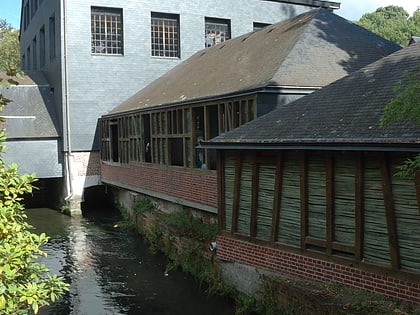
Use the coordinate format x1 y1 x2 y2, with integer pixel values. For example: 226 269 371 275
26 207 235 315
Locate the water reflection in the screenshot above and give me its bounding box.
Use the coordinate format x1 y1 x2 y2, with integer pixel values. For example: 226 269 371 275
26 208 234 315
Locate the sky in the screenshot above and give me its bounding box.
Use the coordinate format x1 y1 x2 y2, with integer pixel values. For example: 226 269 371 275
0 0 419 29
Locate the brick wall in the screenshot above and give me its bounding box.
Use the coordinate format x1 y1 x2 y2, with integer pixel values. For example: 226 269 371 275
217 236 420 305
101 163 217 208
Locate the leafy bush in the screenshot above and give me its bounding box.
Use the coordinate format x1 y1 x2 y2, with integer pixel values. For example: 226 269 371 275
0 75 69 314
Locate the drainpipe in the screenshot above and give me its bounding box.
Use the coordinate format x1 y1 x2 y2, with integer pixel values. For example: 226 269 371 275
62 0 73 202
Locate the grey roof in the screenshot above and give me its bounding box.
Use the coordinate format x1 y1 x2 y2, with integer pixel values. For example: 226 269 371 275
203 43 420 151
0 71 60 139
108 8 400 116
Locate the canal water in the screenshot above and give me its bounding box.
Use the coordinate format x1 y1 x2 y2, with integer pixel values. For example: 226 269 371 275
26 207 235 315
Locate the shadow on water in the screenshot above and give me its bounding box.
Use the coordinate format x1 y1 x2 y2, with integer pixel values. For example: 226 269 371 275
26 206 235 315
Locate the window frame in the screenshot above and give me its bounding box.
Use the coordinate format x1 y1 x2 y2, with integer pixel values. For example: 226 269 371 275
91 6 124 55
150 12 180 58
205 17 231 48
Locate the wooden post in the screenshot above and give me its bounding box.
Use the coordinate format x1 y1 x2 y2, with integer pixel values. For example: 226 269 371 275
326 153 334 256
300 152 308 250
355 152 364 261
380 153 400 270
271 153 283 242
231 152 242 234
250 153 258 238
217 150 226 231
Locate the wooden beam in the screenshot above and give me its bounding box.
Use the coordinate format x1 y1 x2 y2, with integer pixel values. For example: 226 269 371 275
415 171 420 219
355 152 364 261
380 153 400 270
300 152 308 249
250 153 258 238
231 152 242 234
326 153 334 256
271 153 283 242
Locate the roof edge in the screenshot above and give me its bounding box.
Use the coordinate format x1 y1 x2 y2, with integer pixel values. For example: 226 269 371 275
199 140 420 152
261 0 340 10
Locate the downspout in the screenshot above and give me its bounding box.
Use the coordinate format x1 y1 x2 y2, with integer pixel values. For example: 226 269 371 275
62 0 73 201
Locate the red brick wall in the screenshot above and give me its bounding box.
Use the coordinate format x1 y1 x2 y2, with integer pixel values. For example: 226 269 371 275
217 235 420 305
101 163 217 207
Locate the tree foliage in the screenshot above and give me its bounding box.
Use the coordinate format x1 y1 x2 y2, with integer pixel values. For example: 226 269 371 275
381 66 420 177
0 19 20 71
357 6 420 46
0 76 69 314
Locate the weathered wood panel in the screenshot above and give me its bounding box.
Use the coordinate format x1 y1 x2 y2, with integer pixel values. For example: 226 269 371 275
277 154 301 247
224 155 236 232
307 155 327 240
334 155 356 247
237 159 252 236
391 156 420 271
363 156 391 265
256 163 276 241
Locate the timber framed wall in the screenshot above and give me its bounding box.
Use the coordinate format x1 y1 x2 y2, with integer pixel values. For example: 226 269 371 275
100 96 256 213
217 150 420 303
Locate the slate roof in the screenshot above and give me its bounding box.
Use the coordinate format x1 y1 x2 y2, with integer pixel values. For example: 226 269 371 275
202 43 420 151
108 8 400 116
0 71 60 139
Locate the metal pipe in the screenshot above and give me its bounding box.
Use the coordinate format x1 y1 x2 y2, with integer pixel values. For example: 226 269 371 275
62 0 73 201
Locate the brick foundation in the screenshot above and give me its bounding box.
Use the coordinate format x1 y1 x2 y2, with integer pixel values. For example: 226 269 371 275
216 235 420 305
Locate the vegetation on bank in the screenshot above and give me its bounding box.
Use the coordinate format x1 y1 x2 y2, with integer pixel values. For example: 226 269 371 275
118 198 420 315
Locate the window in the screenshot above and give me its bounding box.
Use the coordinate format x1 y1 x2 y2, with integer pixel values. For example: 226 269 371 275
49 15 56 61
26 46 31 70
32 36 37 70
24 3 30 30
40 26 45 67
31 0 38 17
253 22 270 31
151 12 180 58
91 7 123 55
205 17 231 47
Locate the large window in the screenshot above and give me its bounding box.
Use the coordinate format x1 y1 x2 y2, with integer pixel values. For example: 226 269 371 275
151 12 180 58
101 97 256 170
205 17 231 48
91 7 123 55
49 15 55 61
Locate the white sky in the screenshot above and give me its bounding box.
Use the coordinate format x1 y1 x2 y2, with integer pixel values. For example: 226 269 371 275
337 0 420 21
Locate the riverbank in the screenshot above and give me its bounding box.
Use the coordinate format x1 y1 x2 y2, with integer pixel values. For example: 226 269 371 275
118 198 420 315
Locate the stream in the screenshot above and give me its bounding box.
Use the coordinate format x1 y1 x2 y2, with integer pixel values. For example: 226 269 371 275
26 207 235 315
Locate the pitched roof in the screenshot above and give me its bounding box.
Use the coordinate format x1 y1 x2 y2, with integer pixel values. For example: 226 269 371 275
108 8 400 115
0 71 60 139
203 43 420 151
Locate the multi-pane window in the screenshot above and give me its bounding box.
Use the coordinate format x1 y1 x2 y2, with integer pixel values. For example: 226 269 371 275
253 22 271 31
101 97 256 170
91 7 123 55
205 17 231 47
151 12 180 58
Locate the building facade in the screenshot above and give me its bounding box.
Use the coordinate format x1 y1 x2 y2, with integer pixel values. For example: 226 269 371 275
99 9 400 218
18 0 340 212
202 43 420 304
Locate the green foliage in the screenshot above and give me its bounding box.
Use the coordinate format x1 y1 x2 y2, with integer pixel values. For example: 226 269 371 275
0 76 69 314
356 6 420 46
381 66 420 177
381 67 420 127
163 210 218 242
132 197 153 214
0 20 20 71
